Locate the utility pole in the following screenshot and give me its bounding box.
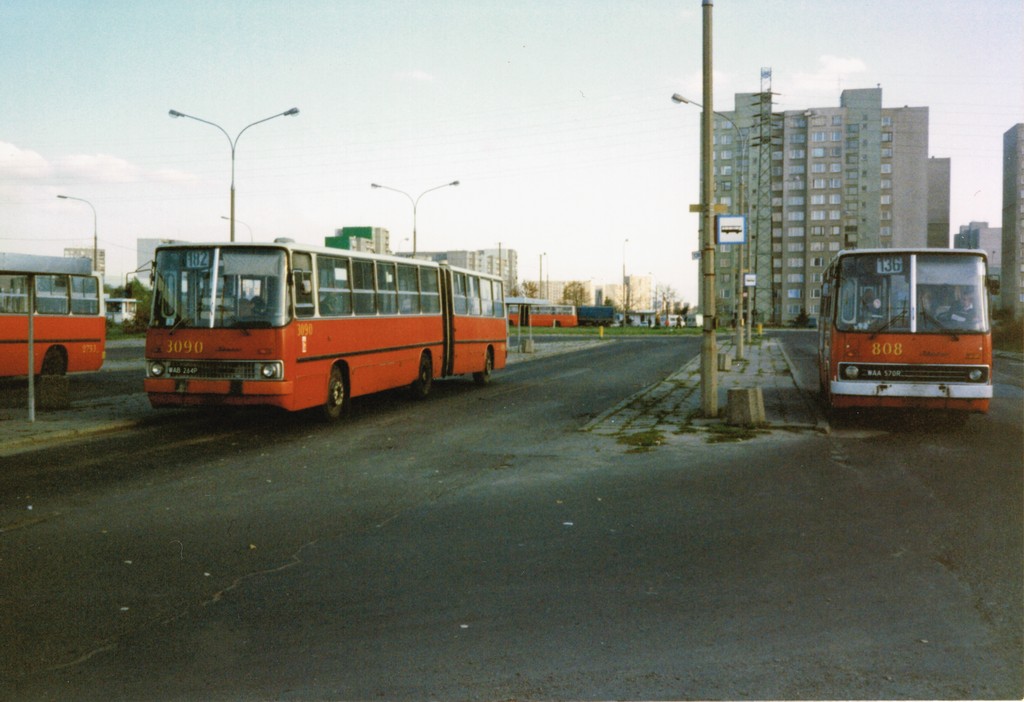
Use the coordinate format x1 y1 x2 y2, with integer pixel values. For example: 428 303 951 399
699 0 718 418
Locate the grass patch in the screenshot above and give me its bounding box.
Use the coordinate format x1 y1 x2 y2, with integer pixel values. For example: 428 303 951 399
704 423 767 443
617 429 666 452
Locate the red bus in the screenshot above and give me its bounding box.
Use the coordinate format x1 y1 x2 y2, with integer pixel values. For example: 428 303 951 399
818 249 992 414
144 240 507 419
0 253 105 377
507 302 578 328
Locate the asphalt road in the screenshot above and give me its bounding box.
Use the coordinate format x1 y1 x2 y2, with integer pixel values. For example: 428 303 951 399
2 333 1021 700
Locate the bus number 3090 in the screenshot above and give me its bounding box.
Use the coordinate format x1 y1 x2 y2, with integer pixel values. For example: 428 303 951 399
166 339 204 354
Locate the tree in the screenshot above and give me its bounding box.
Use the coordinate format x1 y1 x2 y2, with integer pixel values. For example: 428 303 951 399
560 281 589 307
520 281 539 298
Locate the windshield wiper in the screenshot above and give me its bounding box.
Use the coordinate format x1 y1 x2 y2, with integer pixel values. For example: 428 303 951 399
868 311 907 338
168 314 193 334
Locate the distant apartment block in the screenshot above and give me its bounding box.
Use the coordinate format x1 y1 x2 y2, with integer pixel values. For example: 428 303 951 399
411 248 519 292
1002 123 1024 317
711 87 950 324
954 221 1002 270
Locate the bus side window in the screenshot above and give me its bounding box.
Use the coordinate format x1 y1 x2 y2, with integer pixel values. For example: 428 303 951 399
493 281 504 317
1 275 29 313
377 262 397 315
454 273 468 315
35 275 69 315
352 260 376 315
71 275 99 315
420 267 440 314
468 276 482 315
480 278 493 317
317 256 352 316
292 253 315 318
397 264 420 314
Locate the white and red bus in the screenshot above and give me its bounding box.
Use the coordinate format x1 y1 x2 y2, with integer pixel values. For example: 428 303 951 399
0 253 105 377
818 248 992 414
144 240 507 419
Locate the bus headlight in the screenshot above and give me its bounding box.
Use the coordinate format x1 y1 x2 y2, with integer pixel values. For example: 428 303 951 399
844 365 860 380
260 362 283 379
149 362 165 377
968 368 983 382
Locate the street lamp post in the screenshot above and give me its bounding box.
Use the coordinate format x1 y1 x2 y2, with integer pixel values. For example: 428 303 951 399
169 107 300 242
56 195 98 272
672 91 748 361
221 216 253 242
370 181 459 256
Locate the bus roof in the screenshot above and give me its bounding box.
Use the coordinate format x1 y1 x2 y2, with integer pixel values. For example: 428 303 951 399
152 240 504 282
834 248 988 260
0 252 94 275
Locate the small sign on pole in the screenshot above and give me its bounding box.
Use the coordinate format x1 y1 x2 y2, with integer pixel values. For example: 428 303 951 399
716 214 747 245
744 272 757 287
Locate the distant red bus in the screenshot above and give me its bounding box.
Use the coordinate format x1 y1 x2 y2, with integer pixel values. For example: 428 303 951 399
818 249 992 414
0 253 105 378
508 303 578 328
144 241 507 419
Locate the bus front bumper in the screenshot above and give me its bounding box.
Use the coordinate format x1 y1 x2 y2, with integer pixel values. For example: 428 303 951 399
830 380 991 412
145 377 295 408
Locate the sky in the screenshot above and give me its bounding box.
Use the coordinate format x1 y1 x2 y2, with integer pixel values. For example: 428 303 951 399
1 0 1022 304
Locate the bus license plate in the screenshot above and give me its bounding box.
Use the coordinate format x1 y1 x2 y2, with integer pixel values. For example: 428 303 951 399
167 364 200 376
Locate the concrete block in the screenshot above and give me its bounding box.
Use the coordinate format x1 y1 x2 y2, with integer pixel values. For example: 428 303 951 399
37 374 70 410
718 352 732 371
519 339 535 353
726 387 765 427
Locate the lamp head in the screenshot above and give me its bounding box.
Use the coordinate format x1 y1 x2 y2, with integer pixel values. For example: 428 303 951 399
671 94 689 104
450 180 460 186
57 194 68 199
168 109 184 118
370 183 381 188
284 107 300 116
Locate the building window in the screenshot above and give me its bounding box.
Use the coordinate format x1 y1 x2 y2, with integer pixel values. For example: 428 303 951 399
881 132 893 142
787 211 805 221
789 149 806 159
811 210 826 221
880 194 892 205
811 163 826 173
829 194 842 205
787 195 805 206
787 289 803 299
881 163 892 174
812 147 826 157
787 227 805 237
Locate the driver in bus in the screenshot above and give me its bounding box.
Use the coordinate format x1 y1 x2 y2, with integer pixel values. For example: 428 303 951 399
239 295 266 318
949 287 978 327
859 289 883 327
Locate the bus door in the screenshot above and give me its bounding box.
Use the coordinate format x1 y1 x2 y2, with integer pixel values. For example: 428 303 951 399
439 267 456 376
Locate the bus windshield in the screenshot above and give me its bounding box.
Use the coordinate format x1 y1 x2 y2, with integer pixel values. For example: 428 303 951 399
835 252 987 333
152 247 288 329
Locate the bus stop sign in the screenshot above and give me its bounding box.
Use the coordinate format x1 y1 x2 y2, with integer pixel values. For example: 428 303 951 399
716 214 747 245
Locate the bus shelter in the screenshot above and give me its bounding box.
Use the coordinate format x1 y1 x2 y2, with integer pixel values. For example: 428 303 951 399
505 295 548 353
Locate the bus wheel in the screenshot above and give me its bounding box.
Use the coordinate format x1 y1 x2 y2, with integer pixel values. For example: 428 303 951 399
473 348 493 386
322 365 348 421
411 353 432 399
41 347 68 376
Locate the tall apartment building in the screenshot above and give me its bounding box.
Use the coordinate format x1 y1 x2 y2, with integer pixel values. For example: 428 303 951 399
711 87 949 324
1001 124 1024 317
412 248 519 291
954 221 1002 272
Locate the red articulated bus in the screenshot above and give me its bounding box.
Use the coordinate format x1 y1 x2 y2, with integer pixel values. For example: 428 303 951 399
0 253 105 378
818 248 992 415
144 240 507 419
507 302 578 328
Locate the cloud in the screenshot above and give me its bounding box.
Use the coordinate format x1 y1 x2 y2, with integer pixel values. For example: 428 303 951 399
0 141 52 180
58 153 143 184
780 55 869 107
395 69 435 82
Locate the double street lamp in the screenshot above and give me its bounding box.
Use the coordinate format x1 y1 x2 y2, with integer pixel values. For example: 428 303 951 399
169 107 300 242
56 194 98 271
370 181 459 256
